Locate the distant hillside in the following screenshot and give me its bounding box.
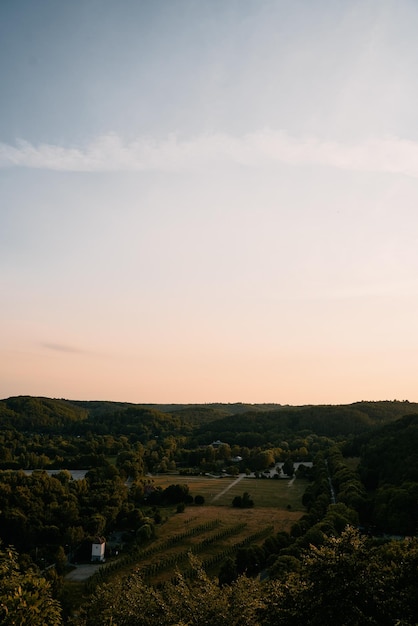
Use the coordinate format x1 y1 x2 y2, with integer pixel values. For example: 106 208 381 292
0 397 284 435
0 396 88 430
1 397 417 442
192 401 418 446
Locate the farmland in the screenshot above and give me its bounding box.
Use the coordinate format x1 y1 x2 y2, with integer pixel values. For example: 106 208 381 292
151 472 308 510
76 472 307 593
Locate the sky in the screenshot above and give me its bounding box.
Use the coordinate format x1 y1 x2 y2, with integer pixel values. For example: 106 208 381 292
2 0 418 405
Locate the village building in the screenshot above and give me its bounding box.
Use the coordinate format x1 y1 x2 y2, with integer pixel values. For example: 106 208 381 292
91 537 106 563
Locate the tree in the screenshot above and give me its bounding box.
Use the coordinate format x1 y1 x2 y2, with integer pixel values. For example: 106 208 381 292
232 495 243 508
268 554 301 580
217 443 231 461
282 459 294 477
218 556 237 586
236 546 264 577
232 492 254 508
163 483 190 504
252 450 275 471
136 523 154 542
242 491 254 507
0 544 62 625
86 513 106 536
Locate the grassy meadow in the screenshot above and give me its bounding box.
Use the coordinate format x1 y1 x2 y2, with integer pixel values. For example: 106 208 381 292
151 473 308 511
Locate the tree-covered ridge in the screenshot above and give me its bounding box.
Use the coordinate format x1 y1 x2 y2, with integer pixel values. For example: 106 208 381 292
193 400 418 446
81 406 185 439
2 397 417 439
1 396 88 430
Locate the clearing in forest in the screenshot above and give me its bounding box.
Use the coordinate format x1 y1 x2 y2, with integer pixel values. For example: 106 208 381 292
151 474 308 511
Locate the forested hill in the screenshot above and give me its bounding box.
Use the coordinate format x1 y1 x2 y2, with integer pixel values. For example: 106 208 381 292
192 401 418 446
0 396 88 430
1 396 418 440
0 397 283 435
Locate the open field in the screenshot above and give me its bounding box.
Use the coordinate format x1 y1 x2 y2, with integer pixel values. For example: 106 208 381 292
155 504 301 539
151 473 308 511
151 474 237 501
214 476 307 509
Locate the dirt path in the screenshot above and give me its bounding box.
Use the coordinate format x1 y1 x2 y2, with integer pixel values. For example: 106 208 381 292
211 474 245 502
65 563 104 582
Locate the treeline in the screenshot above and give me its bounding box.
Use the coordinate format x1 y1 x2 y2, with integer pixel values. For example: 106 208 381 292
193 400 418 446
2 396 417 440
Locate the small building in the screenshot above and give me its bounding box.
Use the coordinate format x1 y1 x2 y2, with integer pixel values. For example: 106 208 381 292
91 537 106 563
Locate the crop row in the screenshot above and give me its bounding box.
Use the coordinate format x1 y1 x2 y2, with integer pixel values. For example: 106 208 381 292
170 525 274 583
140 518 222 558
85 519 221 592
140 523 248 580
86 523 273 593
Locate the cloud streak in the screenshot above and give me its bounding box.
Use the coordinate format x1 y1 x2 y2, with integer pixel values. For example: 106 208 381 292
41 342 88 355
1 130 418 178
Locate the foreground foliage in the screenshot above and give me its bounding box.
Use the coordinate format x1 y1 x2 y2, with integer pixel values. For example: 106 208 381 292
262 527 418 625
0 544 62 625
77 555 262 626
74 529 418 626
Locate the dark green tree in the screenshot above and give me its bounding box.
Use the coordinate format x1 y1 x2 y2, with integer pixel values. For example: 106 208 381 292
218 556 238 586
262 526 418 626
282 459 294 477
0 544 62 625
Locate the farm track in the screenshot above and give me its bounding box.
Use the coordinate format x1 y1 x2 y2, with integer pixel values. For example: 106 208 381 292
211 473 245 502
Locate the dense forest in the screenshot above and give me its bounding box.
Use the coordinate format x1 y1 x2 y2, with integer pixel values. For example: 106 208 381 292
1 396 418 624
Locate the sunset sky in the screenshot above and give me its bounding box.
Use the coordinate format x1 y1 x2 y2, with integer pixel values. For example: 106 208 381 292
2 0 418 404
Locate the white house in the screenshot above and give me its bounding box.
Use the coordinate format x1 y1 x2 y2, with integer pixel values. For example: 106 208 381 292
91 537 106 563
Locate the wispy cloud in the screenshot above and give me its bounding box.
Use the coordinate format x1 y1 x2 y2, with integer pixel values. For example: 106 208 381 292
1 131 418 177
42 342 88 355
